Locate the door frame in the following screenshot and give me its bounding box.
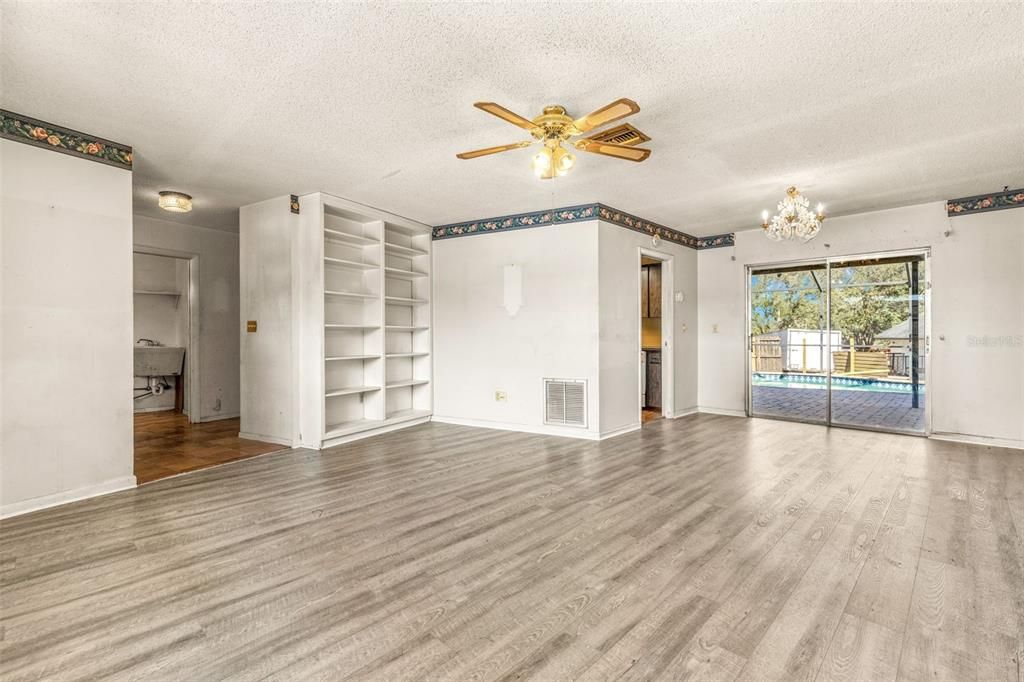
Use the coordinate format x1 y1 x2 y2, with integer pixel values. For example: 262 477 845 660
133 246 201 425
638 247 674 423
744 247 931 436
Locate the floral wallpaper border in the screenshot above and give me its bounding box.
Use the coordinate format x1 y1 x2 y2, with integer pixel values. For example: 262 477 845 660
432 202 733 250
432 204 597 240
946 188 1024 216
597 205 700 249
1 110 132 170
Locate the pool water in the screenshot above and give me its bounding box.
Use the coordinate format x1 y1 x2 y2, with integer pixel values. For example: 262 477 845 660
752 373 925 394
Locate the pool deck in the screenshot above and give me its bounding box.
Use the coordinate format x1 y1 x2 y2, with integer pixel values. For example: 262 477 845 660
752 385 926 432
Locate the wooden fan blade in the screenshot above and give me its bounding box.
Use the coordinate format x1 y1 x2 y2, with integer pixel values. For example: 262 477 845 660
574 139 651 162
473 102 539 131
456 141 532 159
573 98 640 133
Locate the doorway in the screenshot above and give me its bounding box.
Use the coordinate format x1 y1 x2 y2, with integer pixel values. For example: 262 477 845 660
639 250 673 425
747 249 929 435
131 247 283 484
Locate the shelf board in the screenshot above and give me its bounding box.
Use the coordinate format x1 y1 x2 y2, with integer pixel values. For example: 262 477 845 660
324 228 378 247
325 354 379 362
385 325 429 332
384 267 428 280
325 323 380 330
386 379 429 389
384 222 431 237
384 242 428 257
325 385 381 398
133 290 181 296
324 408 429 439
325 290 377 300
385 296 428 306
325 256 378 271
384 408 432 421
386 352 430 358
324 417 381 438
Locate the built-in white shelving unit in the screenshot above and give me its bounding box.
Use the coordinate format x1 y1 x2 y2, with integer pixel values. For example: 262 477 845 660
240 192 432 449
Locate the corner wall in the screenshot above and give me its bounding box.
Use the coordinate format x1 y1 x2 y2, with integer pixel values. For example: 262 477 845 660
134 214 241 421
433 220 602 437
1 139 135 516
697 201 1024 447
597 220 698 435
432 218 700 439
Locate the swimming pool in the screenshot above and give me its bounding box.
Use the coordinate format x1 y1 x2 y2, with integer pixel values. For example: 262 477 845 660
752 373 925 394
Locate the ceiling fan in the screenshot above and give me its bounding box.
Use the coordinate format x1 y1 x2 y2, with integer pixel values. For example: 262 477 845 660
456 98 651 179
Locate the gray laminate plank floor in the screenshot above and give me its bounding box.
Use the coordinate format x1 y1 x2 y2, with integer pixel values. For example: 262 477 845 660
1 415 1022 681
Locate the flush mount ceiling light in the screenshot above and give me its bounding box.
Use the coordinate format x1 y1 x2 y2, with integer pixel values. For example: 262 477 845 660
760 186 825 241
158 191 192 213
456 99 651 180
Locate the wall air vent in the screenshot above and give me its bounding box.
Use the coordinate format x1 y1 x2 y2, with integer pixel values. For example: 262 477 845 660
584 123 651 147
544 379 587 428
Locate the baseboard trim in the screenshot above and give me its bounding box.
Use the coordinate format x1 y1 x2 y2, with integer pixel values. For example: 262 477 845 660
199 412 240 423
432 415 602 441
1 475 137 519
238 431 296 447
930 431 1023 451
599 423 641 440
133 406 177 414
697 407 748 418
670 407 699 419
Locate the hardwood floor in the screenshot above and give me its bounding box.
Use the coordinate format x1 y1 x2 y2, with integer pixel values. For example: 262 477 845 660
134 411 284 484
2 415 1022 680
641 407 662 423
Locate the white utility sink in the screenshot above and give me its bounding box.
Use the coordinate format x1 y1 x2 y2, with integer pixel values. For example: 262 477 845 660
134 346 185 377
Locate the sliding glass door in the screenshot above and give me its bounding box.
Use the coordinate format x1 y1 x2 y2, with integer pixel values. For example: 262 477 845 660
749 263 830 424
748 251 928 435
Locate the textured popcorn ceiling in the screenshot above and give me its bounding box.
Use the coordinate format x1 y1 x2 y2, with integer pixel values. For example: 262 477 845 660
3 2 1022 234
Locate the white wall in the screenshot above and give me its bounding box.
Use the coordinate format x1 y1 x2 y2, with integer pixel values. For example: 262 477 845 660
134 214 240 421
597 221 699 435
1 140 135 516
698 201 1024 447
433 219 700 439
238 197 297 445
433 221 602 438
132 252 188 412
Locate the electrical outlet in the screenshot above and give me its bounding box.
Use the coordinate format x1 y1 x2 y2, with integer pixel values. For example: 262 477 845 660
246 320 257 333
712 324 719 334
495 390 507 402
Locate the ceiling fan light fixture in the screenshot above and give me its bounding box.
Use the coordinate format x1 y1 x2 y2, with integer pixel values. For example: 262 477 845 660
456 98 650 178
553 146 575 176
158 191 193 213
532 148 552 177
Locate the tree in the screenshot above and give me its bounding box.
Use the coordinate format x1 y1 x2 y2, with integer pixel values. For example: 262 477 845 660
830 263 916 348
750 271 823 335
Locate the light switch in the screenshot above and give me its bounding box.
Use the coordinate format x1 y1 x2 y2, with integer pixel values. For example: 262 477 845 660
495 390 507 402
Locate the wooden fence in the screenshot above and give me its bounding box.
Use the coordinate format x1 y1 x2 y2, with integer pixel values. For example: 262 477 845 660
751 339 782 372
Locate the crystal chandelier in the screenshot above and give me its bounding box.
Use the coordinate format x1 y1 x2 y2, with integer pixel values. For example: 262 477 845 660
760 186 825 241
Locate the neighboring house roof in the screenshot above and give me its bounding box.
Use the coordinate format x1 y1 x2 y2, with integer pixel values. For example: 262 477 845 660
876 319 925 339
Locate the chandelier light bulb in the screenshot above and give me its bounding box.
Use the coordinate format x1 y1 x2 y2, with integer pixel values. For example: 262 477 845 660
761 209 769 224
